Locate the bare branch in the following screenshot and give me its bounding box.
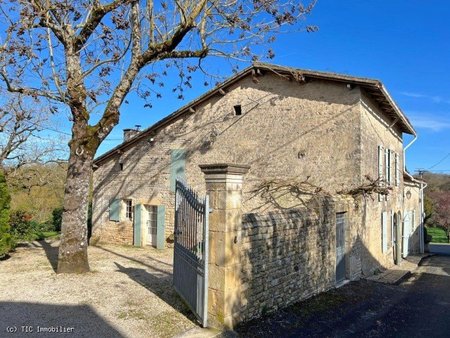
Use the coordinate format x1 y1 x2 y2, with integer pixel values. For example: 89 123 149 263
146 0 155 47
0 71 63 101
74 0 132 51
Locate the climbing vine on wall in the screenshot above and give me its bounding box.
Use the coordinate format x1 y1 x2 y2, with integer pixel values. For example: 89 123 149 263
337 175 392 199
249 178 331 211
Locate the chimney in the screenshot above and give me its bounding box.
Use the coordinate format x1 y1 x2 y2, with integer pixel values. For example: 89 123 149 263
123 128 140 142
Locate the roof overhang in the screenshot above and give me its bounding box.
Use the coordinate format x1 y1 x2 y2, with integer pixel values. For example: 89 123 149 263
252 63 416 136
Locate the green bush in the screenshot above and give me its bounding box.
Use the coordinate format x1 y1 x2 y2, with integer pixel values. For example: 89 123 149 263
0 170 12 257
9 210 57 241
9 210 36 241
52 207 63 232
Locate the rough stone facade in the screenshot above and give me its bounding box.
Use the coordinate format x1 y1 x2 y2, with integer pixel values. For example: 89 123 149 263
92 72 362 245
92 64 421 280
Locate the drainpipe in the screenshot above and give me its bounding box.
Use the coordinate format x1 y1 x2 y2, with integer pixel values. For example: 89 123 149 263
403 134 417 172
419 180 428 254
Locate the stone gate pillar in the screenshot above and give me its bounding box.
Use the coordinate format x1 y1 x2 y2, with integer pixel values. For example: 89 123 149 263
199 163 250 329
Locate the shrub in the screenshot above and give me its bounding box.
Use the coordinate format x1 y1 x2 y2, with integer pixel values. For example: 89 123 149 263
0 170 12 257
9 210 57 241
9 210 36 241
52 207 63 232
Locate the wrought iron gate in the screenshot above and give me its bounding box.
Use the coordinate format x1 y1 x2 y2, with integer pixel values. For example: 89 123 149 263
173 179 209 327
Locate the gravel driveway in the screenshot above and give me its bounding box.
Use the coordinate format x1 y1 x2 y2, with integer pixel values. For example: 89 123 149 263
0 240 197 338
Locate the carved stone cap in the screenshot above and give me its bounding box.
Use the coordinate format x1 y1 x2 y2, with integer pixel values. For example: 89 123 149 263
199 163 250 175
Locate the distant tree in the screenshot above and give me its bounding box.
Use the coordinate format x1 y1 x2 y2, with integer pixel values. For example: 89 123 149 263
0 0 317 273
0 91 66 224
7 162 67 223
428 191 450 242
0 92 60 170
423 195 434 226
0 169 12 257
419 172 450 193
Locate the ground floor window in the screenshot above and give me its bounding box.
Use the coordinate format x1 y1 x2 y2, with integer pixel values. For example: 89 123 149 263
125 199 133 221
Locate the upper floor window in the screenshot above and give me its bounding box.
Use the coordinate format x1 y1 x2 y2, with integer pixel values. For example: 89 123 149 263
394 153 400 187
378 146 401 201
233 105 242 116
385 149 391 185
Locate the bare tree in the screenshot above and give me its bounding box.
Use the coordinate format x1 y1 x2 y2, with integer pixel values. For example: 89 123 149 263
0 0 317 273
0 92 48 168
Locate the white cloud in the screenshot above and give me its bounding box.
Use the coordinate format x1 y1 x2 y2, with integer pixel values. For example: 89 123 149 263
407 111 450 131
401 91 450 104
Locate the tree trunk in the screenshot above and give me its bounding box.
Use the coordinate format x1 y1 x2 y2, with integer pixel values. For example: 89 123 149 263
57 144 93 273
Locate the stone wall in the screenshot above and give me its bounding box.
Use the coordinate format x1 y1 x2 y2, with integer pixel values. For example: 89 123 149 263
238 200 337 321
91 220 133 245
92 72 362 246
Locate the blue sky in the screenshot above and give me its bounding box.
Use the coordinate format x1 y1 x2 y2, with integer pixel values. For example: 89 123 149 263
87 1 450 174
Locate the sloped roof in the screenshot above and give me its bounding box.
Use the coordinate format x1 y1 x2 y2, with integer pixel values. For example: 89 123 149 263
94 62 416 165
404 172 426 186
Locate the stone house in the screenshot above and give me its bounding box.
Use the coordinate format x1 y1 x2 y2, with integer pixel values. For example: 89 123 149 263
92 63 424 321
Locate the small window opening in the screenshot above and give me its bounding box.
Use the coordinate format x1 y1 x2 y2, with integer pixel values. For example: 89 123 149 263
234 105 242 116
125 199 133 220
119 163 124 171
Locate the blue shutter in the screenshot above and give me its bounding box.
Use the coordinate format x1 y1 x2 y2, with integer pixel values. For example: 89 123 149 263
156 205 166 250
134 204 142 246
109 199 121 222
170 149 186 191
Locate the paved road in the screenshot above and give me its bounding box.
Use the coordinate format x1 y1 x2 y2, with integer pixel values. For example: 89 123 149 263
235 255 450 338
429 243 450 255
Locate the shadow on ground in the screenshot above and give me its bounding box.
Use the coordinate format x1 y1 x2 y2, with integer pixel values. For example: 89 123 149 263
97 245 170 275
0 302 124 338
113 262 196 323
39 240 58 272
94 246 196 324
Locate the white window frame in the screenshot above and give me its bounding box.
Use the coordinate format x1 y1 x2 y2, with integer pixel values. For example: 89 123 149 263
395 152 400 186
125 199 133 221
385 148 391 185
378 145 384 202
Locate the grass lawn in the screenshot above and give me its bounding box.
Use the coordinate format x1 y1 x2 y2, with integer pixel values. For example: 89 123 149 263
426 226 449 243
34 231 60 240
